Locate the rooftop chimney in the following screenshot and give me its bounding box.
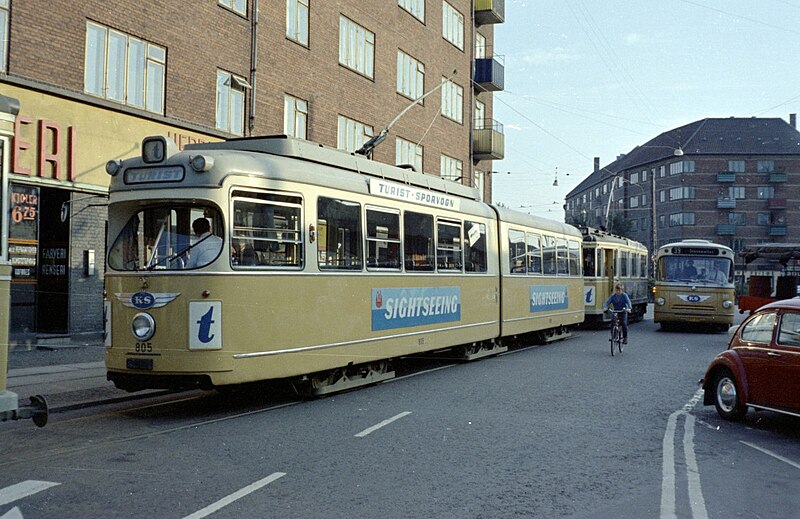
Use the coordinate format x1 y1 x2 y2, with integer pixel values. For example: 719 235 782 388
594 157 600 172
791 113 797 129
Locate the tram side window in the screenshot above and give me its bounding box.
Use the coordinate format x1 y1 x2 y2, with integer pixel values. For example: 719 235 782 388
527 233 543 275
437 219 463 272
620 251 629 277
404 211 434 271
568 240 580 276
366 207 400 270
543 236 557 275
556 238 568 275
640 254 648 278
464 221 487 273
508 229 526 273
318 197 362 270
231 192 303 268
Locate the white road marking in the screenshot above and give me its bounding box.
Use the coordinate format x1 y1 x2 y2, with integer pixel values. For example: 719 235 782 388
661 390 708 519
683 415 708 519
355 411 412 438
0 480 60 507
0 507 23 519
182 472 286 519
741 441 800 470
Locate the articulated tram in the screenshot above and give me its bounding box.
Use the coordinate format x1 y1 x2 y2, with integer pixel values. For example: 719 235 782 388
580 227 649 325
104 135 584 395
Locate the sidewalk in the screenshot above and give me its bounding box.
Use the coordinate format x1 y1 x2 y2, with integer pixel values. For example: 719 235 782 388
6 344 136 411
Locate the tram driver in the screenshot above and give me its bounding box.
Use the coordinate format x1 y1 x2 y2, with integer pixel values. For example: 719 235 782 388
185 217 223 268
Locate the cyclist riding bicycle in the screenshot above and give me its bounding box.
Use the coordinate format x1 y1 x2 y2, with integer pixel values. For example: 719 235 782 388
603 283 632 344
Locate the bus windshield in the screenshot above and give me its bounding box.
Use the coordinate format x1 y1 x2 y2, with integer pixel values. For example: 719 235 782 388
658 256 732 284
108 204 223 271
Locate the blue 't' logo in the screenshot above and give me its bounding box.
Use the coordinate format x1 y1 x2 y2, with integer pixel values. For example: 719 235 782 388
196 307 216 343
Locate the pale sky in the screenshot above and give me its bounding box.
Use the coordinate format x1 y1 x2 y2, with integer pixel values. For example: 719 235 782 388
491 0 800 218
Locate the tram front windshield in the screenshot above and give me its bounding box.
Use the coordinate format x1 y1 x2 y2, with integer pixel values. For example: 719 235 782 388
108 204 223 271
657 256 732 284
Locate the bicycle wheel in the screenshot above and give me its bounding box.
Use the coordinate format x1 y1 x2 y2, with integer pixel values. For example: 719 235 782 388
617 327 624 354
609 324 616 356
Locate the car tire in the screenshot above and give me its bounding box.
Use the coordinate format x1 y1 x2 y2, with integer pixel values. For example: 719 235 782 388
713 368 747 420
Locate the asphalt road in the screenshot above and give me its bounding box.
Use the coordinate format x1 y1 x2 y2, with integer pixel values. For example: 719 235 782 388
2 312 799 518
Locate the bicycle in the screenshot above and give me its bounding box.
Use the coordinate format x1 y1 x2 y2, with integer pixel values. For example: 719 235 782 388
606 309 628 356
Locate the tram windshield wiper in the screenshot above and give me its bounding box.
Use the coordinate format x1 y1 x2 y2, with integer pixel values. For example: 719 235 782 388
145 233 212 271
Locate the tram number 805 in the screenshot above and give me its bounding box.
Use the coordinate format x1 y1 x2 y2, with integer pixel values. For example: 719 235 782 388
134 342 153 353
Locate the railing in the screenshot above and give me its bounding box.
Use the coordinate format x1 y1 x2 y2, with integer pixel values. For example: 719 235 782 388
717 224 736 235
716 198 736 209
472 119 505 160
769 172 788 182
473 56 505 92
767 198 787 209
769 225 787 236
475 0 505 25
716 172 736 182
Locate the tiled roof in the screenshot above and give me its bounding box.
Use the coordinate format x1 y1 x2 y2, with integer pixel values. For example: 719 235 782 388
567 117 800 197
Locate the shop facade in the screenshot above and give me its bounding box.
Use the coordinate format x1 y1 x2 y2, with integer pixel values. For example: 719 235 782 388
4 84 216 347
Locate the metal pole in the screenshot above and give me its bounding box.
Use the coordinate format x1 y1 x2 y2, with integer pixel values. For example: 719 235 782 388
651 170 657 277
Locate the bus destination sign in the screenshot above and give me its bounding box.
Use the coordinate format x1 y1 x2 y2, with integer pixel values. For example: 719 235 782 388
673 247 719 256
125 166 185 184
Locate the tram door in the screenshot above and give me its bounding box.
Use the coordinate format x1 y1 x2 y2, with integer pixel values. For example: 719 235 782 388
604 248 615 291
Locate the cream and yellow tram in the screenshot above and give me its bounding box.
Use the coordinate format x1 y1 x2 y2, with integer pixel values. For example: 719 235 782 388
104 135 583 395
652 239 735 331
580 227 649 325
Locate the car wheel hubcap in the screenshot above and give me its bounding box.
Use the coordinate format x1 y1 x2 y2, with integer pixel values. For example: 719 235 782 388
717 377 737 412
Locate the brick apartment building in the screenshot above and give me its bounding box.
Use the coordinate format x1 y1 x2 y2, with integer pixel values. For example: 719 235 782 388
564 116 800 282
0 0 505 345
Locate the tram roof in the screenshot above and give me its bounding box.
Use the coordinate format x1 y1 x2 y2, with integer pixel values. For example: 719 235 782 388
186 135 481 202
578 226 646 249
491 206 583 238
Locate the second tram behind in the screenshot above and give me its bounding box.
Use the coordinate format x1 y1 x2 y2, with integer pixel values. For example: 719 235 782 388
652 239 735 331
103 135 585 395
580 227 649 325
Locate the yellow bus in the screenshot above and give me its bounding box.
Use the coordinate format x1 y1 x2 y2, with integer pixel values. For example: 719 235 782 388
103 135 584 395
580 227 649 326
653 239 735 331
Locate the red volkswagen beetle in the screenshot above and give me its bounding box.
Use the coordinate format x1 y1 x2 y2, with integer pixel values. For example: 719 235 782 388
701 298 800 420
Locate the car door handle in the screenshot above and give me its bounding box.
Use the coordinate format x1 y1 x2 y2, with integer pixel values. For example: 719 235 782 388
767 351 782 357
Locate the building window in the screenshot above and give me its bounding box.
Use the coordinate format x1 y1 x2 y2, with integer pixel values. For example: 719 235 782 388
399 0 425 22
219 0 247 15
757 160 775 173
441 154 463 181
284 95 308 139
216 70 246 135
756 186 775 199
442 1 464 50
85 22 166 114
669 213 695 226
286 0 309 46
339 16 375 79
630 172 639 184
728 186 745 199
728 160 745 173
475 100 485 129
337 115 373 153
630 196 639 208
757 213 770 225
396 137 423 173
732 238 746 252
660 165 666 178
475 32 486 59
397 50 425 101
441 78 463 123
669 160 695 175
0 0 8 72
729 213 746 225
669 187 695 201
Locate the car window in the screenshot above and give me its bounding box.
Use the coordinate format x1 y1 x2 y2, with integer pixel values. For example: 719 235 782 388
778 312 800 347
739 311 777 344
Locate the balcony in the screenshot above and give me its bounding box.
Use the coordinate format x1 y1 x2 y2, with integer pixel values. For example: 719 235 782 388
769 172 788 182
474 56 505 92
716 172 736 182
475 0 505 25
473 119 505 161
717 224 736 235
769 225 787 236
717 198 736 209
767 198 787 209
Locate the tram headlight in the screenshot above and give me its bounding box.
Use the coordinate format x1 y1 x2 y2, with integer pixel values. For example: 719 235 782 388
131 313 156 341
722 300 733 309
190 154 214 172
656 297 665 306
